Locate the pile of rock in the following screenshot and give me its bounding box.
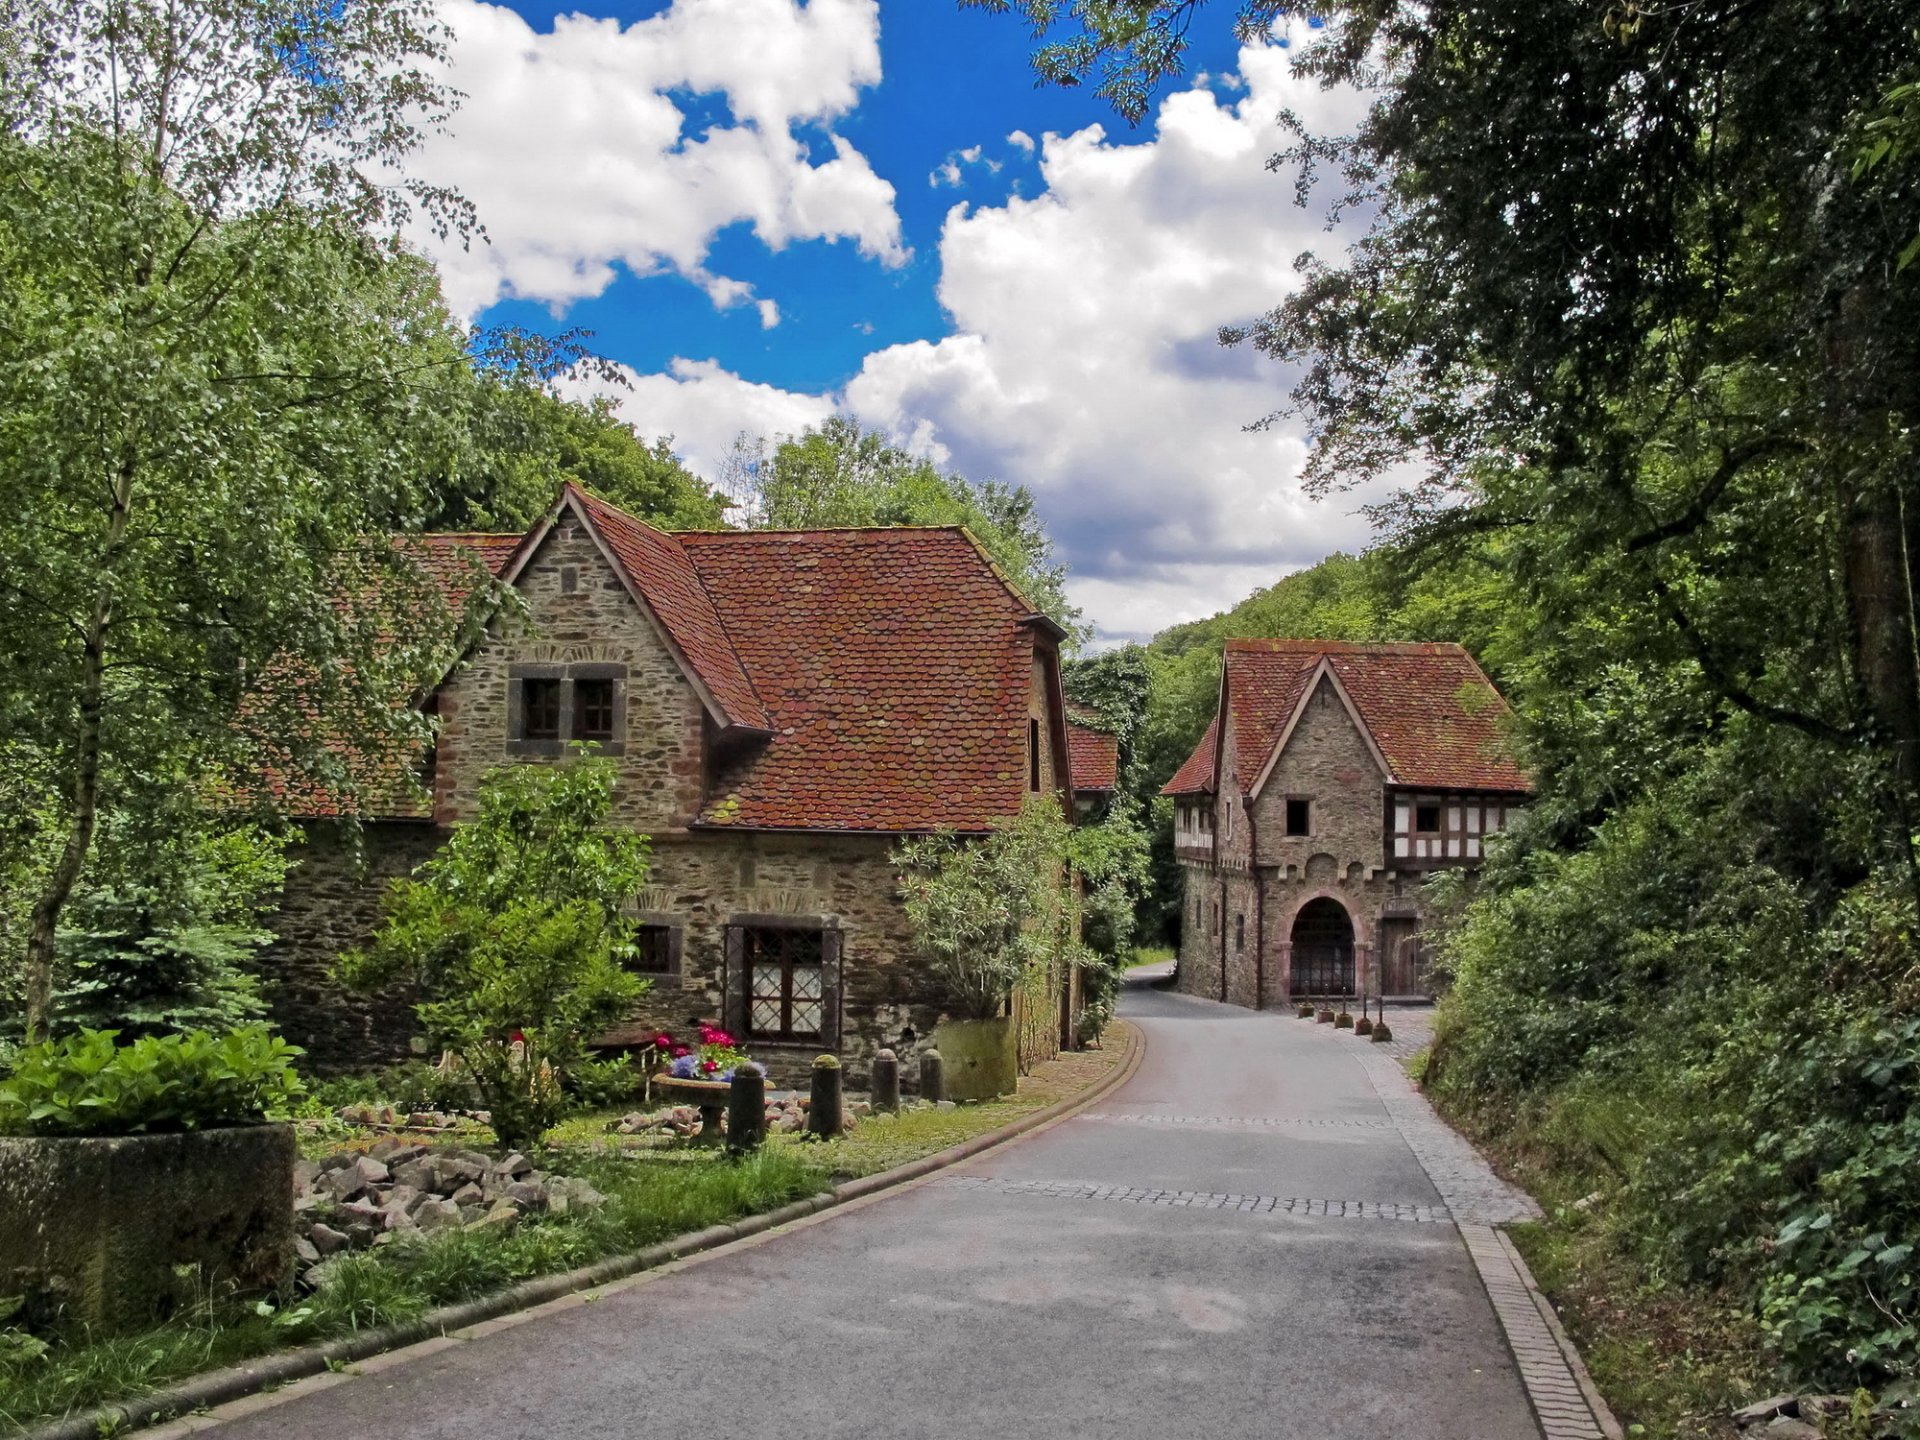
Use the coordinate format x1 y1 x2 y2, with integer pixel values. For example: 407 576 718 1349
293 1137 606 1282
605 1095 872 1139
327 1104 487 1132
1732 1393 1873 1438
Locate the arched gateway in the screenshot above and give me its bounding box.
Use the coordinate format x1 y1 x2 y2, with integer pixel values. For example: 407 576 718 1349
1290 897 1356 998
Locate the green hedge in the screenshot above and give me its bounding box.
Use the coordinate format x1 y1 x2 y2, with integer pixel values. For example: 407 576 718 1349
0 1027 304 1136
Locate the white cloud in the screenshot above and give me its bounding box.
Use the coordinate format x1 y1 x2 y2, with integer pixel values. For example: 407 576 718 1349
928 142 1003 189
1007 129 1035 153
567 358 836 483
414 0 905 318
584 22 1388 641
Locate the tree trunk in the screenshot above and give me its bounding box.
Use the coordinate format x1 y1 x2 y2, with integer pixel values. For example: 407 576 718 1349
1845 484 1920 792
22 464 133 1044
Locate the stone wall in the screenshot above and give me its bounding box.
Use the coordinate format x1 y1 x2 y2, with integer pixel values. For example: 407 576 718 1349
433 518 708 832
258 821 441 1072
261 822 981 1091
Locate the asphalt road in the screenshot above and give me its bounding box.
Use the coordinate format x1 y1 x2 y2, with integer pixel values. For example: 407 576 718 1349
203 977 1543 1440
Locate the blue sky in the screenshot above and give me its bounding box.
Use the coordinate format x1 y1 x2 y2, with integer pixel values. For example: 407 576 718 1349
478 1 1248 394
410 0 1375 642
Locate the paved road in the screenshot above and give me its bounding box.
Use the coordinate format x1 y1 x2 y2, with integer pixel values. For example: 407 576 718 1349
202 980 1546 1440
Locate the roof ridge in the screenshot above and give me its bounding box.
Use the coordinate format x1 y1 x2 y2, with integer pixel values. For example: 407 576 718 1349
1223 638 1470 655
561 484 771 733
679 524 976 538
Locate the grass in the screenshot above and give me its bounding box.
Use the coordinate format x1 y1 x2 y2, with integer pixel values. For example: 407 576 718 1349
0 1147 822 1431
1429 1086 1771 1440
1125 946 1174 970
1 1029 1131 1432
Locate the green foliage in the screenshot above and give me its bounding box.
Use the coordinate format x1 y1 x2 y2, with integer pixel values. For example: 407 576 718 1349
303 1059 477 1116
339 757 649 1149
735 416 1083 640
438 386 728 534
43 820 289 1040
895 795 1094 1021
0 1026 304 1136
0 0 484 1039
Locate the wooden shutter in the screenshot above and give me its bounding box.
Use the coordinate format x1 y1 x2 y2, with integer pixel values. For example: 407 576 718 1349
722 925 747 1038
821 928 843 1051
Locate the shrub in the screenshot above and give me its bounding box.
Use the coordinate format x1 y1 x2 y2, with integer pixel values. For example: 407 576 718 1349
338 756 649 1150
0 1027 304 1136
895 794 1092 1022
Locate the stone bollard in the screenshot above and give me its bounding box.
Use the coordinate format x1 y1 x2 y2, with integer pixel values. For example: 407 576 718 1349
727 1066 766 1154
919 1047 945 1104
807 1055 844 1140
871 1048 901 1114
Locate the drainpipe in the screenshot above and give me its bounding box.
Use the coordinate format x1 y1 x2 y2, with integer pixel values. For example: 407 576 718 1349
1247 800 1264 1011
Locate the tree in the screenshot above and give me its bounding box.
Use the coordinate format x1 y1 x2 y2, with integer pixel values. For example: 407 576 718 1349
339 757 649 1150
439 382 729 534
739 417 1085 640
894 795 1091 1023
0 0 483 1041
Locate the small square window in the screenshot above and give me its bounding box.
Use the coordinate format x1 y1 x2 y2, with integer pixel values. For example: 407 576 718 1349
560 566 579 594
522 678 561 740
1285 798 1311 836
573 678 615 742
1415 803 1441 833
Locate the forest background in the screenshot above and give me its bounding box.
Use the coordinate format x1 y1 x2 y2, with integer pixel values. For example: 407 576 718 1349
6 0 1920 1430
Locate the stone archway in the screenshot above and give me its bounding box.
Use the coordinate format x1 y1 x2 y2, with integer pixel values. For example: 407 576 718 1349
1289 896 1356 998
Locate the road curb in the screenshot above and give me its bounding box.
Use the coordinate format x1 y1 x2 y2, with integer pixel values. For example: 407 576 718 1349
18 1023 1142 1440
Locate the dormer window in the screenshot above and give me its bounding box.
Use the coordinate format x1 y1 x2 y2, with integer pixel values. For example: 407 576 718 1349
522 678 561 740
510 664 626 754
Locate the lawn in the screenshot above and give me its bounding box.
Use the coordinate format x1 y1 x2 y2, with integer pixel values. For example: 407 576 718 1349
0 1030 1131 1433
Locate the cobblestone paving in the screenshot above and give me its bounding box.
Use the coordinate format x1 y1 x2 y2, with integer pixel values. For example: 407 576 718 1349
928 1174 1453 1222
1076 1111 1394 1131
1460 1224 1615 1440
1339 1021 1542 1226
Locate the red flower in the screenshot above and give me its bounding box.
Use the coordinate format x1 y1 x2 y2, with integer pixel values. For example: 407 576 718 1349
652 1033 674 1049
672 1045 691 1058
699 1059 719 1074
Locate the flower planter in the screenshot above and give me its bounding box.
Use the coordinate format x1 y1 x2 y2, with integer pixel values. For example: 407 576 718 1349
0 1124 295 1333
933 1016 1018 1102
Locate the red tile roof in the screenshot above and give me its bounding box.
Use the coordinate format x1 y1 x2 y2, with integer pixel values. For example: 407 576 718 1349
281 494 1065 833
564 487 770 733
1067 720 1119 795
1159 641 1529 796
679 525 1040 831
1163 713 1219 795
260 535 522 819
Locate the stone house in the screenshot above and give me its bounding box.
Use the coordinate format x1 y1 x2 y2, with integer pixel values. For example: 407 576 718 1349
262 483 1087 1085
1161 640 1530 1008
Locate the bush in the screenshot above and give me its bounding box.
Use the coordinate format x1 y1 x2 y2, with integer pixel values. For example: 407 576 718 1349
304 1058 476 1115
338 757 649 1150
0 1026 305 1136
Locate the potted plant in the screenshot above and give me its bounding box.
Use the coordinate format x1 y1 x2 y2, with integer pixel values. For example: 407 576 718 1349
650 1025 760 1143
0 1026 302 1333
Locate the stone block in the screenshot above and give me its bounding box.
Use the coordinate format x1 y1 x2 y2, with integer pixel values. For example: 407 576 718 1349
0 1125 294 1333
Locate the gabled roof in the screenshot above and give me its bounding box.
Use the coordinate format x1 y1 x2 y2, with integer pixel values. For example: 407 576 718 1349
519 486 771 734
1163 713 1219 796
1066 719 1119 796
1160 640 1529 797
680 525 1042 831
283 491 1069 833
398 533 523 611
